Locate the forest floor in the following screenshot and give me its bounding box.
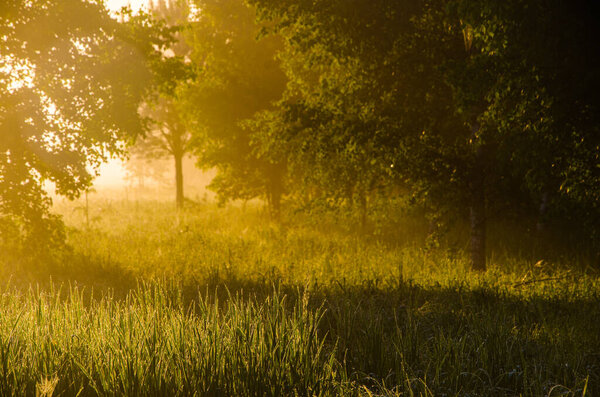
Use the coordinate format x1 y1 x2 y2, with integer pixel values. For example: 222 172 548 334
1 198 599 396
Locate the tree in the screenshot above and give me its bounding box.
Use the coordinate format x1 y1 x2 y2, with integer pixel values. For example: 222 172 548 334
446 0 600 264
136 92 192 208
133 0 193 209
250 0 600 269
251 0 480 255
183 0 287 216
0 0 173 252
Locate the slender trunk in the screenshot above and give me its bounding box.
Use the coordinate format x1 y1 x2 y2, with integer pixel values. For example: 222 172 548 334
469 123 486 271
536 191 549 233
359 191 367 232
267 165 283 220
469 187 486 271
270 188 282 220
462 27 486 271
347 182 354 208
175 153 184 210
85 189 89 228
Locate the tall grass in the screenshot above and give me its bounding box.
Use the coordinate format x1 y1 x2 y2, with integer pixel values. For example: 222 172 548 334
0 197 597 395
0 280 596 396
0 283 345 396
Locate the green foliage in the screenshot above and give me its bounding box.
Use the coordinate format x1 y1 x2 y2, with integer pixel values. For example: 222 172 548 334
0 0 178 252
245 0 600 266
137 0 194 161
182 0 287 213
2 0 598 392
130 0 196 208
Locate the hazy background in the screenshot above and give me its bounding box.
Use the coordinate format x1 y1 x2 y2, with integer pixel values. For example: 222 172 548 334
98 0 147 189
48 0 216 201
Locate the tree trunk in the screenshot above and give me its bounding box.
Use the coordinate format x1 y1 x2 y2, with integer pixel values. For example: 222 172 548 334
270 188 282 220
469 188 486 271
469 154 486 271
536 191 549 233
175 153 184 210
359 191 368 232
346 182 354 208
469 123 486 271
266 167 283 220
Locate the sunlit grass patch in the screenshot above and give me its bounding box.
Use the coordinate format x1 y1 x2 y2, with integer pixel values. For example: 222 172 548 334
0 283 344 396
0 198 597 395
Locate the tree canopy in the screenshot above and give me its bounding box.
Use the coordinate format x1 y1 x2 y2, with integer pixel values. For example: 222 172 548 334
182 0 288 214
0 0 175 251
133 0 194 209
1 0 598 267
248 0 600 268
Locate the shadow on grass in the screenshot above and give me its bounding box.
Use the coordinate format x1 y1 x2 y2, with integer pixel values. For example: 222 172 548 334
5 253 599 396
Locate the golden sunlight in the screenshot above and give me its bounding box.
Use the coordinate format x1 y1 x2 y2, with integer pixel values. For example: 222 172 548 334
94 159 128 187
2 2 599 395
105 0 148 13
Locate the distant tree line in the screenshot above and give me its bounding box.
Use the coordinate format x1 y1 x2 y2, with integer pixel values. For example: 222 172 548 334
1 0 598 269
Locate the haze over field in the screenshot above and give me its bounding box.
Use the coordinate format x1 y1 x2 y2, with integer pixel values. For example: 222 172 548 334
93 159 127 188
93 0 145 189
76 0 142 190
1 0 599 395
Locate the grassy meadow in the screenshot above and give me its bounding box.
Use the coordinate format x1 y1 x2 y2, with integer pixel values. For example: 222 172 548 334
0 197 599 396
